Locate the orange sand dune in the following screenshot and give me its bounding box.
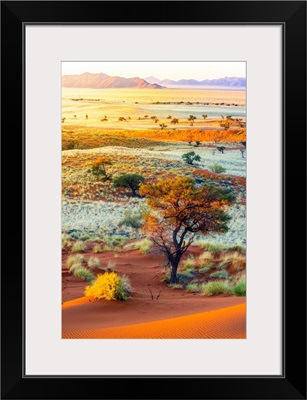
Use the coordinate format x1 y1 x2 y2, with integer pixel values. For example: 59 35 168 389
62 303 246 339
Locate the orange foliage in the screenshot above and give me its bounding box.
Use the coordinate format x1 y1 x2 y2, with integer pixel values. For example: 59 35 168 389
62 127 246 151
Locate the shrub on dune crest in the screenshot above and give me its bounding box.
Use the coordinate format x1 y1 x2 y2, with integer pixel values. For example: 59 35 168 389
84 272 131 301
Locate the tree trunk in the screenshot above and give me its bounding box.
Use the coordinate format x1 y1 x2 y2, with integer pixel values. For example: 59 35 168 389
169 259 180 284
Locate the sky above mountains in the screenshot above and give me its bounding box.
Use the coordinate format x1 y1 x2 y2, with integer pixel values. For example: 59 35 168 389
62 61 246 81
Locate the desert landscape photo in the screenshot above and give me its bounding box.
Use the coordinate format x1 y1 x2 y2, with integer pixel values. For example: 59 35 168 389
61 62 246 339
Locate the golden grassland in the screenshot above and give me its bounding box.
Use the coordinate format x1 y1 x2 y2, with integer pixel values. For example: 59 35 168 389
63 126 246 150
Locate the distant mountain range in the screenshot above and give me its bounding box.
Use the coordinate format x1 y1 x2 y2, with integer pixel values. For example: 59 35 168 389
145 76 246 87
62 72 164 89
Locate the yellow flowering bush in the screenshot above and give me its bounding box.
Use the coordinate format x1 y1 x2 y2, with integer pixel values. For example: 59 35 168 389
84 272 131 301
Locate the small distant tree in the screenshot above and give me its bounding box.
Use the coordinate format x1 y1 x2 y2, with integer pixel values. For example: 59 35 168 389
188 115 197 126
240 149 245 158
90 157 112 180
113 174 145 197
217 146 225 154
182 151 201 165
62 117 66 123
241 141 246 148
202 114 208 120
171 118 179 125
220 121 230 129
118 117 126 121
85 115 88 119
139 177 235 283
154 118 159 123
194 141 201 147
159 123 167 130
166 115 172 119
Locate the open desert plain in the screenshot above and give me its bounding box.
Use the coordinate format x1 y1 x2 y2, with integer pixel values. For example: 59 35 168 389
61 65 246 339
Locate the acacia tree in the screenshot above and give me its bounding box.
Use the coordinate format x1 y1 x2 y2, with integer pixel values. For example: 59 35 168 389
113 173 145 197
90 157 112 180
188 115 197 126
182 151 201 165
139 177 235 283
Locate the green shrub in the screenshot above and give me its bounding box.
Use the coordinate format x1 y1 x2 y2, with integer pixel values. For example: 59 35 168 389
169 283 184 289
69 262 83 273
115 275 132 301
199 265 213 273
210 271 229 279
119 209 144 229
186 283 200 292
231 278 246 296
93 244 103 253
182 260 195 271
208 163 226 174
125 239 152 254
229 245 246 254
80 234 90 241
87 257 100 269
200 242 225 254
66 254 85 268
72 241 87 253
163 271 171 283
73 267 95 282
104 235 127 251
200 281 230 296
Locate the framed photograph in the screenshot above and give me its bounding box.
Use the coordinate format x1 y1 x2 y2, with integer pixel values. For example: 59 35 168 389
1 1 306 399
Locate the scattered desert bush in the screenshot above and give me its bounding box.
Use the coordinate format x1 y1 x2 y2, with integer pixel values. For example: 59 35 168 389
198 242 225 254
93 244 103 253
72 241 87 253
119 209 144 229
103 235 127 251
73 267 95 282
69 262 83 273
219 252 246 269
200 281 230 296
113 173 145 196
182 151 201 165
66 254 85 268
182 260 195 271
199 265 213 273
169 283 184 289
125 239 152 254
186 283 200 292
231 277 246 296
229 245 246 254
198 251 213 260
87 257 100 269
210 270 229 279
84 272 131 301
209 163 226 174
62 238 72 250
105 261 116 272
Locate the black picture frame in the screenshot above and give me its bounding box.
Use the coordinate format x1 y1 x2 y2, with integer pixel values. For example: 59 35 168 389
1 1 306 399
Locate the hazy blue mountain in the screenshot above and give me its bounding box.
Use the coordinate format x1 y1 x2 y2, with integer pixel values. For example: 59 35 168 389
145 76 246 87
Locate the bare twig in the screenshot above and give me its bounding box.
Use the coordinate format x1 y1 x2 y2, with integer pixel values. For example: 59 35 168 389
148 287 154 300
